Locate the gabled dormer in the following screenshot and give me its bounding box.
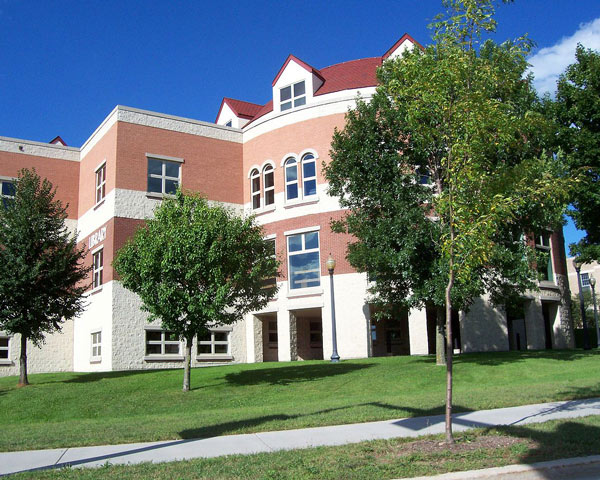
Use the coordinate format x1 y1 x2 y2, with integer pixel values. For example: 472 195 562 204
215 98 262 128
272 55 325 114
382 33 422 60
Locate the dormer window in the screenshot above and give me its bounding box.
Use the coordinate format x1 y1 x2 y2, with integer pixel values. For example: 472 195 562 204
280 81 306 111
225 120 232 127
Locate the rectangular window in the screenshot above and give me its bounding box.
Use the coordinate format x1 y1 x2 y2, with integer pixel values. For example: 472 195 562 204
0 336 9 360
145 329 181 356
147 158 181 196
581 273 591 289
95 163 106 204
288 231 320 290
91 331 101 360
309 321 322 347
197 330 230 356
92 249 103 289
280 81 306 111
0 180 15 208
535 232 553 282
268 320 278 345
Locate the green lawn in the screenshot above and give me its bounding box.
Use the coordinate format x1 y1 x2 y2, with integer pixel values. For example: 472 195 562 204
1 350 599 452
9 415 600 479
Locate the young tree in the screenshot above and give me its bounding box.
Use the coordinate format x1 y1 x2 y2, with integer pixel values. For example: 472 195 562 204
0 169 89 386
325 0 570 442
114 192 279 392
555 45 600 262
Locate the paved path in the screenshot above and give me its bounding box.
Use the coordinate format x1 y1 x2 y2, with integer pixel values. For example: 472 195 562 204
2 397 600 477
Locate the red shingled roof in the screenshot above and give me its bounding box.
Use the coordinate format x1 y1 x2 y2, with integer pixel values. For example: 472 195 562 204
232 34 421 128
215 97 263 123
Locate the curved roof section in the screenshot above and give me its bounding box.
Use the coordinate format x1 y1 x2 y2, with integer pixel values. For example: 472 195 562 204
223 33 421 128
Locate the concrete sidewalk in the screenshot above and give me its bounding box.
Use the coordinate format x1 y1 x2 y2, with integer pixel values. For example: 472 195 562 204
2 397 600 477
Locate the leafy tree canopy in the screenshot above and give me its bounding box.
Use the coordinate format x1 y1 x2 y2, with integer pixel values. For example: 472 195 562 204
325 0 571 442
114 191 279 391
0 169 89 386
555 45 600 262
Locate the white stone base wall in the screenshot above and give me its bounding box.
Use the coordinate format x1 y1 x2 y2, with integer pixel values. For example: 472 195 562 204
0 320 74 377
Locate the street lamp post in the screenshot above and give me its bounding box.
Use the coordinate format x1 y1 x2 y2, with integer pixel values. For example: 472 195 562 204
573 258 591 350
590 275 600 348
326 254 340 363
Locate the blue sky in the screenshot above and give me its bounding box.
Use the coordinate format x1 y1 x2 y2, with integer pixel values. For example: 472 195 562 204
1 0 599 251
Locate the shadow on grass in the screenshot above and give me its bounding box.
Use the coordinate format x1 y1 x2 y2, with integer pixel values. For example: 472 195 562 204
224 362 376 386
178 401 475 439
33 368 180 385
413 349 600 367
483 418 600 479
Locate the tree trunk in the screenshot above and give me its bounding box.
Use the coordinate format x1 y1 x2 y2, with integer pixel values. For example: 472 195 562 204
182 337 192 392
18 335 29 387
436 307 446 366
445 272 454 444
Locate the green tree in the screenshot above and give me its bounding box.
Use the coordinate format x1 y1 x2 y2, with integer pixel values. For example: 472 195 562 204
555 45 600 262
0 169 89 386
114 191 279 392
325 0 570 442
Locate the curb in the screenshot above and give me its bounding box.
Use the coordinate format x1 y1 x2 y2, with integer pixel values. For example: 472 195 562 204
402 454 600 479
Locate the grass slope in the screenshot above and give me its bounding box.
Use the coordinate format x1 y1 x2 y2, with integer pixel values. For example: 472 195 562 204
1 350 599 452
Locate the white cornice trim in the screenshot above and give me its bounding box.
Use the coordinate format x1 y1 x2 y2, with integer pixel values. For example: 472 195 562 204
0 136 80 162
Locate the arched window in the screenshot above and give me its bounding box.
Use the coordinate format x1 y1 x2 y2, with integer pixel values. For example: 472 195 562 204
302 153 317 197
284 158 299 201
250 168 260 209
263 164 275 206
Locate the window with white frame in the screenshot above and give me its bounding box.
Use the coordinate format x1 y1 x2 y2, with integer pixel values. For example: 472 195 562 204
280 81 306 111
285 158 299 201
581 273 591 289
263 164 275 206
92 248 103 289
147 158 180 196
302 153 317 197
0 336 9 360
250 168 261 209
95 162 106 204
0 179 15 208
145 329 181 356
535 232 553 282
197 330 230 355
91 331 101 360
288 231 320 290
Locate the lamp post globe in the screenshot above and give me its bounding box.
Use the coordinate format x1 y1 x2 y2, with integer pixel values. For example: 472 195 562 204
327 254 340 362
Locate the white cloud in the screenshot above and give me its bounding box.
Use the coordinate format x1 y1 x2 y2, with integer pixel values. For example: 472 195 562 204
528 17 600 95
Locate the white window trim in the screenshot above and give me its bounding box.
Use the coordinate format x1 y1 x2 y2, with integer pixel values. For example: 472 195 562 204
263 164 275 207
284 225 321 237
196 327 233 360
144 327 184 361
301 153 317 198
91 247 104 292
287 230 321 291
280 151 320 205
90 329 102 363
146 155 183 198
0 177 16 204
0 334 12 365
284 157 299 202
94 160 107 206
250 168 261 210
280 80 306 112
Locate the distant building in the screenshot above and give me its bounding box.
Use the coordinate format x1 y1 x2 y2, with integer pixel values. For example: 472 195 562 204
0 34 574 377
567 258 600 296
